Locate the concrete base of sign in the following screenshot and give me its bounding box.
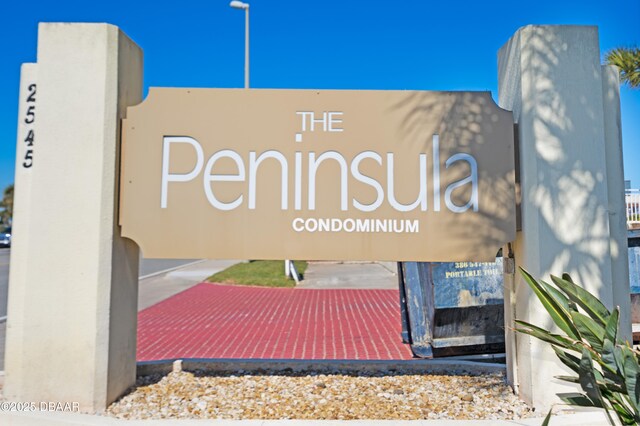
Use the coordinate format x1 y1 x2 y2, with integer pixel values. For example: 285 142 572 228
3 23 142 411
498 25 631 410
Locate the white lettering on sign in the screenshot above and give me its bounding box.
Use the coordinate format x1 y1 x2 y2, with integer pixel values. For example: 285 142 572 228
308 151 349 211
295 111 343 142
160 134 479 214
249 151 288 210
351 151 384 212
292 218 419 234
203 150 245 211
445 153 479 213
387 152 428 212
296 111 344 132
161 136 203 208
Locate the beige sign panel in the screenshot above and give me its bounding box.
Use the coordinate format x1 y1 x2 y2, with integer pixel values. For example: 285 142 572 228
120 88 515 261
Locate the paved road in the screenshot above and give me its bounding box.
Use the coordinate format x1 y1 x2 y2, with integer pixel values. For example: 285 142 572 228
0 248 9 319
138 256 199 277
0 249 196 318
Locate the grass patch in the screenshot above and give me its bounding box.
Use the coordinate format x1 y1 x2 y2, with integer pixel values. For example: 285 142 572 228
207 260 308 288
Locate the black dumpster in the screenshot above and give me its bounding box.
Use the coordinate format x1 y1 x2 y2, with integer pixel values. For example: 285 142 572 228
398 258 505 358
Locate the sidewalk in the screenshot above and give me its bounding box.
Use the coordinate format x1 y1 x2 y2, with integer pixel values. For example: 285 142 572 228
138 259 241 310
298 261 398 289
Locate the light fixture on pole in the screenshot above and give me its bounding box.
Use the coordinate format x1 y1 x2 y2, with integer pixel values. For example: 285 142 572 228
229 0 250 89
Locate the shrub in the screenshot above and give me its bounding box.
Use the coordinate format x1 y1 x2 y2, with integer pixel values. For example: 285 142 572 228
516 268 640 425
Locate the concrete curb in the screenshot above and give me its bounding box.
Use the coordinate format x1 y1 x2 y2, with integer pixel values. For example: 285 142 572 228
138 260 207 280
137 358 507 377
378 261 398 275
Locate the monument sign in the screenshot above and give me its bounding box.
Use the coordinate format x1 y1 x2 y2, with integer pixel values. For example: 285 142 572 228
120 89 516 261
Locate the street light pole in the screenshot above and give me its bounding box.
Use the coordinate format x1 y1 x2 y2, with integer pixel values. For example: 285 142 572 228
244 5 249 88
230 2 292 279
229 1 250 88
229 0 298 282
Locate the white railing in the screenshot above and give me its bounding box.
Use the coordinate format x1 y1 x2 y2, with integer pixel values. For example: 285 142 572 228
627 189 640 226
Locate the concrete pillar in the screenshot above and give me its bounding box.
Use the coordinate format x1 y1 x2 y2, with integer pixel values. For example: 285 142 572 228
602 65 632 343
4 63 37 391
4 23 142 411
498 25 630 410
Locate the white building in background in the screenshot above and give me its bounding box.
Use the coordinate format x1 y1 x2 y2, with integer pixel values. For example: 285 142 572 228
627 182 640 229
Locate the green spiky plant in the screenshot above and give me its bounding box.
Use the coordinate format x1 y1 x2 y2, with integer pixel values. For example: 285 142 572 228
516 268 640 425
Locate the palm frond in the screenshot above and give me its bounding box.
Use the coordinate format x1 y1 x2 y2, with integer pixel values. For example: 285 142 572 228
606 47 640 89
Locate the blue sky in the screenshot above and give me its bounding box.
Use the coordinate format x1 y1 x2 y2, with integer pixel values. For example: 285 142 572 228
1 0 638 193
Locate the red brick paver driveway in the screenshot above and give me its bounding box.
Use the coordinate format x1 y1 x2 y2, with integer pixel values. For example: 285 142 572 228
137 283 413 361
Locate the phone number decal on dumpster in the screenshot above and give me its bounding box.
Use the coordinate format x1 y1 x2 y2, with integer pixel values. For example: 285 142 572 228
0 401 80 412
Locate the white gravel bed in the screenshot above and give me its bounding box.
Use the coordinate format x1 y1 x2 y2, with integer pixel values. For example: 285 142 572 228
107 368 534 421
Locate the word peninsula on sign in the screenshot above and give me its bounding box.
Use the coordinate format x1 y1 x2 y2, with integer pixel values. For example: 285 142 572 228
160 133 478 214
